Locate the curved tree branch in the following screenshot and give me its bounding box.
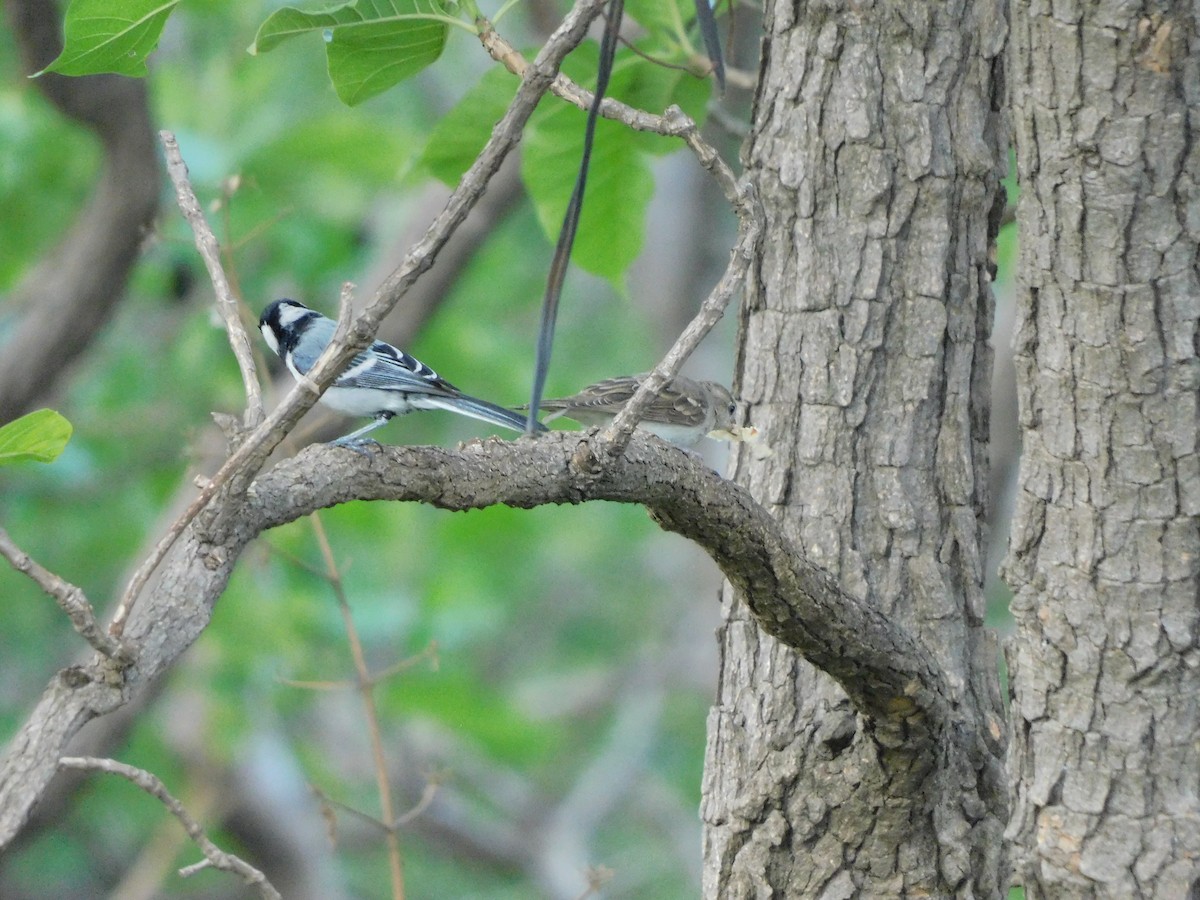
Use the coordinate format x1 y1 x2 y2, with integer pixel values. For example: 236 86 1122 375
0 430 987 850
248 438 961 736
0 0 159 423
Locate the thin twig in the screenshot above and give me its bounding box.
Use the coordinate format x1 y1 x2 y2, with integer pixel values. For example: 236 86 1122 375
312 772 444 833
0 526 127 660
276 641 437 692
160 132 264 430
393 776 443 827
312 783 391 835
309 512 406 900
478 24 743 204
616 33 702 76
369 641 439 686
275 520 439 895
58 757 281 900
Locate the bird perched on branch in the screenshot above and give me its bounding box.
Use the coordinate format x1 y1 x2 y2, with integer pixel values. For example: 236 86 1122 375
259 298 542 446
529 374 737 447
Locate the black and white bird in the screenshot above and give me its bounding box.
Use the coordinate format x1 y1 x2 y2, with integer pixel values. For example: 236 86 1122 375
529 374 737 447
259 298 541 446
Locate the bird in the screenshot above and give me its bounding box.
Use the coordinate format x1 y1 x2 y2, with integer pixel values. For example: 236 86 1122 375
528 374 737 447
259 298 543 446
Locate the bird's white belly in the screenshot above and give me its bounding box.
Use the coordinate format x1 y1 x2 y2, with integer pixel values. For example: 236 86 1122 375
319 386 413 417
640 421 705 447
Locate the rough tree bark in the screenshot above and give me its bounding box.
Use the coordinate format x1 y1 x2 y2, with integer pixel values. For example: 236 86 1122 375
702 1 1009 896
1005 1 1200 896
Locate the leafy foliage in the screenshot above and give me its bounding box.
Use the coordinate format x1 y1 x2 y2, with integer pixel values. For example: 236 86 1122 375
422 43 711 283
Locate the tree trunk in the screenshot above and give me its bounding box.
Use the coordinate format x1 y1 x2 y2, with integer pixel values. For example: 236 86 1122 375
703 1 1009 895
1005 1 1200 896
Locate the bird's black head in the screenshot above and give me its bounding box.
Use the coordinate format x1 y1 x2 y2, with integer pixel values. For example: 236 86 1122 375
259 298 314 357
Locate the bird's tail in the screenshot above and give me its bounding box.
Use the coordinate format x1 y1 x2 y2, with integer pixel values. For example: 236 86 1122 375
423 394 547 434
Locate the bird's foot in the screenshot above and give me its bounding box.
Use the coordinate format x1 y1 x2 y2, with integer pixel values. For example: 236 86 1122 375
330 436 383 457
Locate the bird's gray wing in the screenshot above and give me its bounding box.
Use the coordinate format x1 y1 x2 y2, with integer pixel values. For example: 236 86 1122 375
543 375 709 426
334 341 462 397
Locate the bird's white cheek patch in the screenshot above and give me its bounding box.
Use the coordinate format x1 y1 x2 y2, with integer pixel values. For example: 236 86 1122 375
261 326 280 355
277 305 311 329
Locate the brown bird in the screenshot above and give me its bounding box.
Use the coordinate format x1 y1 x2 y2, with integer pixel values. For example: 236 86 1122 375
531 375 736 447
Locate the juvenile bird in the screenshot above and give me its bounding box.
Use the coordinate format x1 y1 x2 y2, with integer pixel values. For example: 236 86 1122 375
530 375 736 447
259 298 542 446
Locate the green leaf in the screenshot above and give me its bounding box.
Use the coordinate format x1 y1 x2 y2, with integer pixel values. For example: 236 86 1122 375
0 410 73 466
519 45 711 284
250 0 452 106
523 99 654 286
420 64 518 185
39 0 181 77
624 0 694 40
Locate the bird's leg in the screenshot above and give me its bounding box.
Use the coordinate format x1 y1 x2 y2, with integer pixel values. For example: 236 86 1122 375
330 414 392 454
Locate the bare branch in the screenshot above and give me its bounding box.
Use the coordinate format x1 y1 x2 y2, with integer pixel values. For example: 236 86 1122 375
308 510 405 899
58 756 281 900
394 778 443 828
160 131 264 429
0 526 126 660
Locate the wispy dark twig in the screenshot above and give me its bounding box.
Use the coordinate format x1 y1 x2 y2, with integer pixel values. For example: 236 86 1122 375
693 0 725 91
